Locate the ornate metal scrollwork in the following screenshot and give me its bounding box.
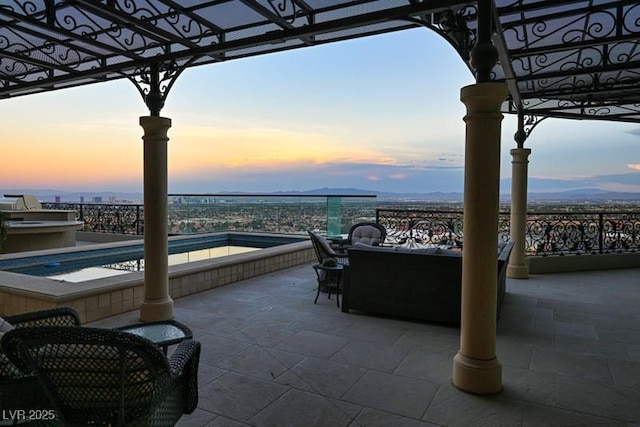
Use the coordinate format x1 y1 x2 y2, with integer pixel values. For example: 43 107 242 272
265 0 311 26
126 60 189 115
117 0 218 45
523 114 546 138
0 3 93 76
525 212 640 256
42 202 143 235
4 1 45 17
377 209 464 248
436 7 477 59
505 2 640 114
514 111 547 147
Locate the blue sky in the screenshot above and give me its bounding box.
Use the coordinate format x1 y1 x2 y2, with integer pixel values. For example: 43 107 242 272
1 27 639 194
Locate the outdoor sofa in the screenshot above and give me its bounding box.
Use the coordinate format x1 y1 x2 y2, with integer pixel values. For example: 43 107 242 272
341 242 514 326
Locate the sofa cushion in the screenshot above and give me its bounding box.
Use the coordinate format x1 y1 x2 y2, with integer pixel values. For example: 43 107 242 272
352 242 440 255
434 247 463 257
393 246 439 255
352 242 391 251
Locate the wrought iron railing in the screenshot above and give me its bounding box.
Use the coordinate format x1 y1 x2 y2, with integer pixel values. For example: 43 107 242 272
525 212 640 255
42 200 639 256
376 209 640 256
42 203 143 235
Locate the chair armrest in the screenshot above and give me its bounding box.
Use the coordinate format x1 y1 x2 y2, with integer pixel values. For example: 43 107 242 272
168 340 201 414
5 307 82 328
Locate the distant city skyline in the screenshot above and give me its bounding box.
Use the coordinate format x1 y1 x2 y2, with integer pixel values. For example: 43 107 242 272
0 28 638 194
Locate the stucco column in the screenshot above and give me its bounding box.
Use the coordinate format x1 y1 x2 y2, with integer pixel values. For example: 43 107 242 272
507 148 532 279
139 116 174 321
453 82 508 394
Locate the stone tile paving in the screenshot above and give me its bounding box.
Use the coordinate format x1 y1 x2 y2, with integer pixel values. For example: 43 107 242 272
89 265 640 426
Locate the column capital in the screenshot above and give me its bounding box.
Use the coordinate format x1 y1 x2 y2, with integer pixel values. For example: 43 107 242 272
510 147 532 163
461 83 509 114
510 147 532 155
140 116 172 130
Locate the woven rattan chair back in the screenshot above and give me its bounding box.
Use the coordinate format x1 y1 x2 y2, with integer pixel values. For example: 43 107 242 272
307 230 349 265
2 326 179 426
347 222 387 246
1 308 82 414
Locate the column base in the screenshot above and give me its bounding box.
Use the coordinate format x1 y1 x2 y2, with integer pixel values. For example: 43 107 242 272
507 262 529 279
452 351 502 395
140 297 174 322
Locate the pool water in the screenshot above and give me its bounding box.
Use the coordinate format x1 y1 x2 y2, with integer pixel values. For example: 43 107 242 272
46 246 259 282
0 233 303 282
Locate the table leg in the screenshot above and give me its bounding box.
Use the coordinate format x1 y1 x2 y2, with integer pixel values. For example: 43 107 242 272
336 271 341 308
314 268 321 304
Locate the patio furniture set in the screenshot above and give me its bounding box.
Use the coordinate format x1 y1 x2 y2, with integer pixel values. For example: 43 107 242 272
0 307 200 426
309 224 514 326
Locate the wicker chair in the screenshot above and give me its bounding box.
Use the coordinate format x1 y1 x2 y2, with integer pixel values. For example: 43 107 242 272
327 222 387 256
1 326 201 427
307 230 349 266
0 307 82 415
308 231 349 303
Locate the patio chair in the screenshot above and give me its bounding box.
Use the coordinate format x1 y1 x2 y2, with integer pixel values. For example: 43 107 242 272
308 231 349 304
0 307 82 414
1 325 201 427
307 230 348 266
329 222 387 255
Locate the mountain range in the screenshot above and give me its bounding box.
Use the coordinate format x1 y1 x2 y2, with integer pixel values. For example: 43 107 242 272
2 187 639 203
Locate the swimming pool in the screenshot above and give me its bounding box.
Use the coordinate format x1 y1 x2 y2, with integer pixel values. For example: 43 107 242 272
0 233 304 282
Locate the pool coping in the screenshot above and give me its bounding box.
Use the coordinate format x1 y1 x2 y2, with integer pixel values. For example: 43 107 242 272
0 232 315 321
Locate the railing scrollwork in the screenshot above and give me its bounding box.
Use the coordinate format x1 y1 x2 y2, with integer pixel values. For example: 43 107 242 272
377 208 639 256
41 201 640 257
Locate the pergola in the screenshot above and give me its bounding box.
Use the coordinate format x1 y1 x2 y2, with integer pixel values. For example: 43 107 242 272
2 0 639 395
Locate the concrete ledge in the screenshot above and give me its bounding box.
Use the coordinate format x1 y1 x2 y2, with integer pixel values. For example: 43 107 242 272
76 231 143 243
529 252 640 274
1 209 83 253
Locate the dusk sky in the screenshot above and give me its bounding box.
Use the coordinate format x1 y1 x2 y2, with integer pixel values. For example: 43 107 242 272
1 28 639 195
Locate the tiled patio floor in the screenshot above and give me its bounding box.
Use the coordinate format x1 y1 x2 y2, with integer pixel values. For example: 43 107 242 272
90 265 640 426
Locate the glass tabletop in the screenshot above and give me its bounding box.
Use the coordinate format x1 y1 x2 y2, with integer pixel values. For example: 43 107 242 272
117 320 192 347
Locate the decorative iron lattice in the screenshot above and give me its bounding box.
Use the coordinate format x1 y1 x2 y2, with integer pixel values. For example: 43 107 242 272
498 2 640 120
377 209 639 255
42 203 143 235
126 61 190 115
527 212 640 255
262 0 312 26
376 209 466 248
42 202 640 256
431 5 478 61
